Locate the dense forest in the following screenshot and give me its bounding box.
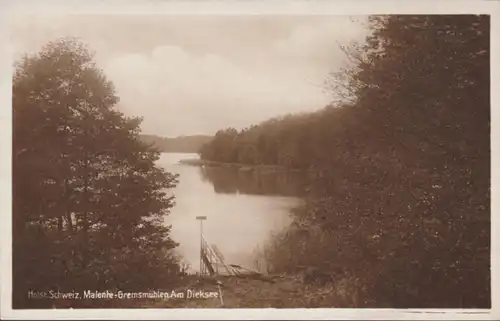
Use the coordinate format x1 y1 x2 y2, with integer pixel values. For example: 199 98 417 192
12 39 184 308
139 134 212 153
201 15 491 308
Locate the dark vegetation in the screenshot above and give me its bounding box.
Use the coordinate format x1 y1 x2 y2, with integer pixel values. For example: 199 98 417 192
139 134 212 153
200 15 491 308
12 38 184 308
198 166 310 197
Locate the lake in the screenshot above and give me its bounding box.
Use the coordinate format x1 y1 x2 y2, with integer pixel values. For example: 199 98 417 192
156 152 306 273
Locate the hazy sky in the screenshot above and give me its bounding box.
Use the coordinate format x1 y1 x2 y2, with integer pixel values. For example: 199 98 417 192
10 14 370 137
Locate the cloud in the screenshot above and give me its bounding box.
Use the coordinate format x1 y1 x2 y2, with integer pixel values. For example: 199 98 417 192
104 43 332 136
271 17 369 67
10 14 370 137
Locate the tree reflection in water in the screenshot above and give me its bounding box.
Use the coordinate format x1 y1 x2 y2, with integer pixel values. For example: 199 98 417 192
199 166 309 197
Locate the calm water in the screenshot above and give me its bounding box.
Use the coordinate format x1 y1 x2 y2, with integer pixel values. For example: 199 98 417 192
156 153 305 272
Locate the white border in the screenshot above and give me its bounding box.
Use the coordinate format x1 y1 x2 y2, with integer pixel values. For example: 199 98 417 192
1 0 499 320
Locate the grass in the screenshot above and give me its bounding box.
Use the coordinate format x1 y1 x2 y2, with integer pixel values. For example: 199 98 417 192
51 273 362 308
136 273 364 308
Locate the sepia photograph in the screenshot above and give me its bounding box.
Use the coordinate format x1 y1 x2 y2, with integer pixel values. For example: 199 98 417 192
2 0 497 319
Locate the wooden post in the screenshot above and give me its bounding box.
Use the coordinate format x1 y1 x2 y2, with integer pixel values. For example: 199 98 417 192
196 216 207 276
217 280 224 306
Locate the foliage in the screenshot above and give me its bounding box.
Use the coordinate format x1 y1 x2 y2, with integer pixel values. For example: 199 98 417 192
139 134 213 153
12 38 181 308
203 15 491 308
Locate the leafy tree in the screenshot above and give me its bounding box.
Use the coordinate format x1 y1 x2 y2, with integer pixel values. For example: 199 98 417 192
320 14 490 308
12 38 181 308
202 15 490 308
200 128 239 163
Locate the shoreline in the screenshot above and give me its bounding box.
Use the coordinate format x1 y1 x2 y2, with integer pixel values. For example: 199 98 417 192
177 158 309 173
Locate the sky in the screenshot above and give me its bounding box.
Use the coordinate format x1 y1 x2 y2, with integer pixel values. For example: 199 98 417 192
10 14 370 137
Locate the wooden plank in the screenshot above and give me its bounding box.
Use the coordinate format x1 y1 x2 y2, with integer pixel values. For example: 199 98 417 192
201 251 216 276
212 244 225 261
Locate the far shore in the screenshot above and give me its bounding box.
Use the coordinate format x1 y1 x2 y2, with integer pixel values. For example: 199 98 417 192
177 158 310 173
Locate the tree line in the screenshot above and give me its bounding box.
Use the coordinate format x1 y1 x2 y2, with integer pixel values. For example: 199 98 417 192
139 134 212 153
12 38 183 308
201 15 491 308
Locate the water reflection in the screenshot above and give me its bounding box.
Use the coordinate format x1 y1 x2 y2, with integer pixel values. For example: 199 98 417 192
157 153 302 273
199 166 309 197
